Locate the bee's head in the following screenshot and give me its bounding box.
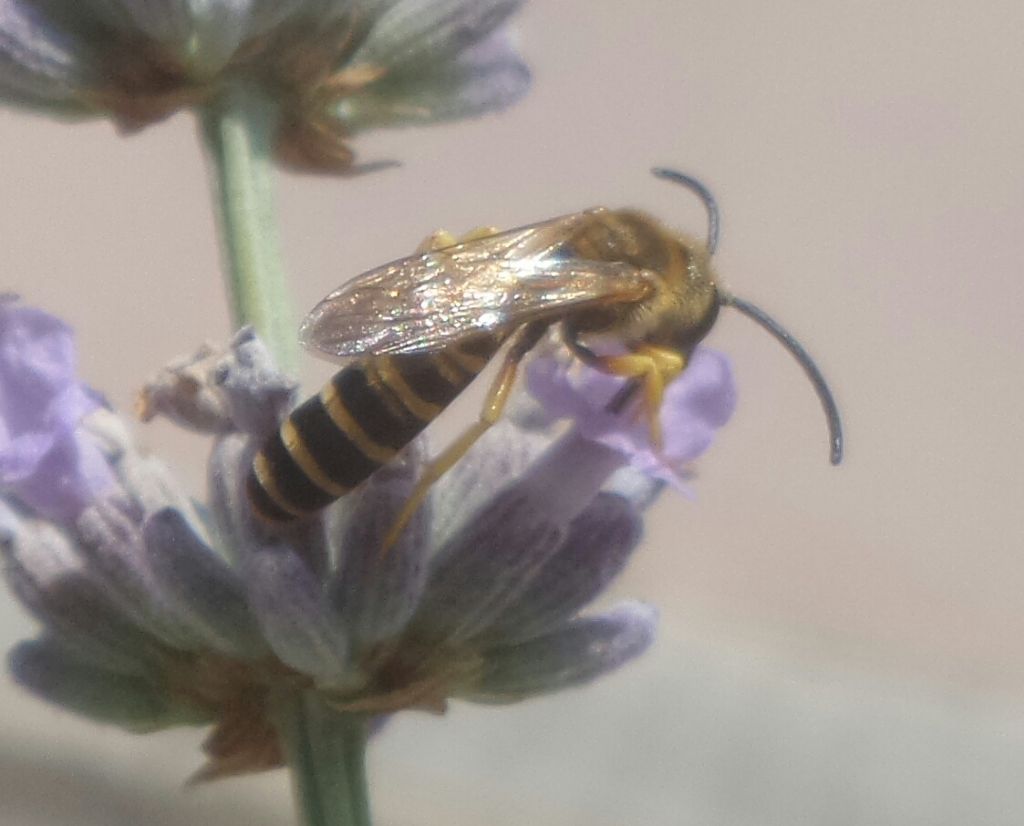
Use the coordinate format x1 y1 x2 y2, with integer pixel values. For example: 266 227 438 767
653 166 843 465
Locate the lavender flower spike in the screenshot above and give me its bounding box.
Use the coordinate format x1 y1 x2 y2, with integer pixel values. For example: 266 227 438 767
0 0 530 171
2 312 677 792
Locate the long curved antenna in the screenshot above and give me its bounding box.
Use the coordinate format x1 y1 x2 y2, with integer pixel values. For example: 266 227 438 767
652 167 721 254
720 293 844 465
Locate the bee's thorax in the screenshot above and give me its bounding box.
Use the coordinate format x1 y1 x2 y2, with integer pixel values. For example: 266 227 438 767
563 209 719 351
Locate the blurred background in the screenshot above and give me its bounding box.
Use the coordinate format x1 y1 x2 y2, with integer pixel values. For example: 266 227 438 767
2 1 1023 823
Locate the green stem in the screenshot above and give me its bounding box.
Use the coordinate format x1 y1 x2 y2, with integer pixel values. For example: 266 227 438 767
200 84 298 373
273 691 373 826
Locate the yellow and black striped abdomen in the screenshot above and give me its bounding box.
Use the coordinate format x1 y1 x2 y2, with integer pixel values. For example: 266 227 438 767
247 335 502 523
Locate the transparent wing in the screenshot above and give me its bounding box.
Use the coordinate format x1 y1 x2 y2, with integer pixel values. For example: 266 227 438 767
300 211 656 357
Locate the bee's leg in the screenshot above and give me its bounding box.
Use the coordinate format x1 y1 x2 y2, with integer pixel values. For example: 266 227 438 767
414 229 458 253
382 320 551 553
565 339 685 448
414 226 502 254
458 225 502 242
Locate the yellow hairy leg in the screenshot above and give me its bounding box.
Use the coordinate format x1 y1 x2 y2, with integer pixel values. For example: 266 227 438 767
573 344 686 448
414 229 458 253
458 226 502 242
415 226 501 253
381 320 550 554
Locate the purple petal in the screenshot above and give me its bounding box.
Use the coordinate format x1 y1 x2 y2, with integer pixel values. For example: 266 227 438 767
1 515 163 675
10 638 206 730
142 508 267 659
9 572 164 676
411 486 568 646
515 430 628 518
414 428 628 644
0 300 90 425
468 602 658 700
428 421 547 548
0 2 87 108
106 443 194 520
207 433 253 561
74 497 213 651
0 300 114 520
341 27 530 130
526 347 737 487
243 542 350 683
106 1 299 75
326 451 429 653
4 428 116 522
642 349 737 475
473 493 643 645
424 28 531 114
0 0 301 104
354 0 524 72
603 465 666 511
339 0 529 131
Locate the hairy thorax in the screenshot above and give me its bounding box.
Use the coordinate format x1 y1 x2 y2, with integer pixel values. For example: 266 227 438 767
562 209 720 353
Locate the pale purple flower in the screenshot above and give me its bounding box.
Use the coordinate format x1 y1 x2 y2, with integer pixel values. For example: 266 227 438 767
4 322 660 781
0 0 530 171
526 347 738 489
0 297 114 522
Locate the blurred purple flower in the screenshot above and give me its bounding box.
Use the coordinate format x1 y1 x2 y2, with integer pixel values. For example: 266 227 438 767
526 347 737 488
0 0 531 172
0 297 113 521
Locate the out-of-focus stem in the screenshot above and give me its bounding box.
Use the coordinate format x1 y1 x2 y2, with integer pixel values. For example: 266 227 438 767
273 691 373 826
201 83 297 373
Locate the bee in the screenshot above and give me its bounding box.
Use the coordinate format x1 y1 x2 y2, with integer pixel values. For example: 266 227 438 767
247 169 843 544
